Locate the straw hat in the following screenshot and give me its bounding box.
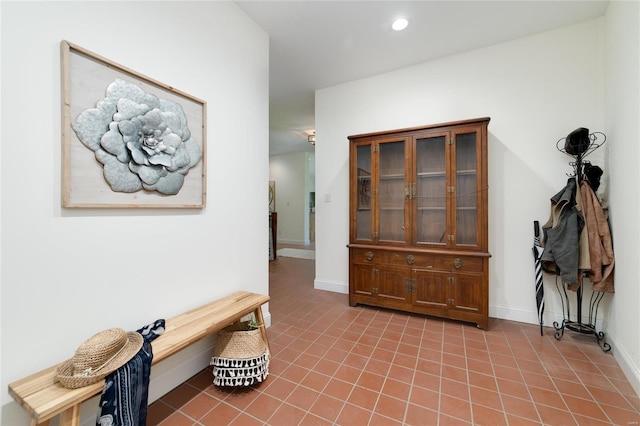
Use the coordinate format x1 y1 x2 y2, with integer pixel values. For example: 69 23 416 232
56 328 143 389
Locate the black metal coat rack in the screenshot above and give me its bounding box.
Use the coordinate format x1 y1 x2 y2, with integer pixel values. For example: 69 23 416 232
552 130 611 352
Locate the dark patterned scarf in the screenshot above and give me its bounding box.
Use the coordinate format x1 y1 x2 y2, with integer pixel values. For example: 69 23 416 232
97 319 165 426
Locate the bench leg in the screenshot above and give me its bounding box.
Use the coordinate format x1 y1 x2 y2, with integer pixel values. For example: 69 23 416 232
58 404 80 426
253 306 272 358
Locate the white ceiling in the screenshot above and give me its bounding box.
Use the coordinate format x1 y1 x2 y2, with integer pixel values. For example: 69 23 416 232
235 1 609 155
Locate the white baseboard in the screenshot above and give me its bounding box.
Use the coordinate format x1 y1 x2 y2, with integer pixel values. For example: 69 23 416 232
606 331 640 398
314 278 348 294
276 238 306 245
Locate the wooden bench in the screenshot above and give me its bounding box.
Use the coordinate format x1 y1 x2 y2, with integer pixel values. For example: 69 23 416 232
8 291 270 426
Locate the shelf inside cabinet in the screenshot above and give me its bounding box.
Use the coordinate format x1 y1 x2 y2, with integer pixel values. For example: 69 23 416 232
417 171 446 178
456 169 477 175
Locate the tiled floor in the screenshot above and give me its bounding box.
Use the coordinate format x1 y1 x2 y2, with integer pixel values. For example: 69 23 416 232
148 250 640 425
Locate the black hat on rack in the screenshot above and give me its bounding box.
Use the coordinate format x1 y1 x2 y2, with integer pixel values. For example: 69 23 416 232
584 163 603 191
564 127 590 155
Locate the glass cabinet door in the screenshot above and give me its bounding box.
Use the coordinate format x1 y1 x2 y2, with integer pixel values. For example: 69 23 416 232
453 129 479 248
355 144 373 241
378 140 408 243
415 134 448 246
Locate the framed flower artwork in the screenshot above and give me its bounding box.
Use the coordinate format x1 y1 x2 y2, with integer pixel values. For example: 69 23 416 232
61 40 206 208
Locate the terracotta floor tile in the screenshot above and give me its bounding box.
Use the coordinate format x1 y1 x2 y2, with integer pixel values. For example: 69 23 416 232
438 412 472 425
365 358 392 377
552 377 593 399
285 385 319 411
299 412 333 425
409 383 440 411
439 394 472 422
348 385 380 411
468 370 498 391
147 400 175 426
405 403 439 426
501 394 540 422
295 353 320 370
521 370 555 391
334 364 361 383
309 393 345 423
380 377 411 401
181 392 218 421
280 363 309 384
336 403 373 426
356 371 384 392
472 403 508 425
373 394 407 421
263 376 297 400
441 363 468 384
300 370 331 392
469 386 503 411
561 394 609 422
599 403 640 425
442 352 467 369
467 359 494 375
496 378 531 400
441 377 470 401
267 401 307 425
157 410 195 426
536 403 578 426
228 413 263 426
323 377 354 400
199 401 242 425
161 383 200 409
244 393 283 422
528 386 570 411
368 413 403 425
413 370 441 392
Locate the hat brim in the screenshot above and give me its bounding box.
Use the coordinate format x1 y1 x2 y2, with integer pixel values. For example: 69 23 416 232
56 331 143 389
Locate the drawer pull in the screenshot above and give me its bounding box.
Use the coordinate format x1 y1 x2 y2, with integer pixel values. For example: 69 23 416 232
366 251 374 261
453 258 463 269
406 255 416 265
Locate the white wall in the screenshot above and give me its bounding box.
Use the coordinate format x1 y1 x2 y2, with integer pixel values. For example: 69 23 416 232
315 15 638 393
269 152 315 245
1 2 269 424
604 0 640 397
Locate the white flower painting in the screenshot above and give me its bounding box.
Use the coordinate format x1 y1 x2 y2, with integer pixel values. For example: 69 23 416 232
72 78 202 196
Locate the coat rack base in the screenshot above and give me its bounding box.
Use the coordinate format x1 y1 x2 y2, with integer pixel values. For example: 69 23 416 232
553 277 611 353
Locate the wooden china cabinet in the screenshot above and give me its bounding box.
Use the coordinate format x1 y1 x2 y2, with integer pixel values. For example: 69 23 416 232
348 117 490 329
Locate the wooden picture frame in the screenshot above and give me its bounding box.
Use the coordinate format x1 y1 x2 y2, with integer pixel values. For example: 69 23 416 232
61 40 206 208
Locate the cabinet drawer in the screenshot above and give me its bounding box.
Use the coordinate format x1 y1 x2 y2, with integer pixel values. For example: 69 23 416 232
389 252 433 267
433 256 483 272
390 252 483 272
351 248 389 264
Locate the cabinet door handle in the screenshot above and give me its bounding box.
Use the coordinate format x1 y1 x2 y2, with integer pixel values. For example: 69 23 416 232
366 251 374 261
453 258 463 269
406 255 416 265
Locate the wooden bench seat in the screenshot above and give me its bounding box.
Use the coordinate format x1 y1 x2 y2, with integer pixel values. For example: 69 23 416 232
8 291 270 426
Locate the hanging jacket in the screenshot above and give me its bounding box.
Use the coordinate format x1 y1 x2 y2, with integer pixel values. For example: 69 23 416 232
541 178 584 285
580 180 615 292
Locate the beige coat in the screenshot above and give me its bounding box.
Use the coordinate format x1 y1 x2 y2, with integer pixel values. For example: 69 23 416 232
580 181 614 292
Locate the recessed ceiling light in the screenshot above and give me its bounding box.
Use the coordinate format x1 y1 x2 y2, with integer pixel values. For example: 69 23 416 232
392 17 409 31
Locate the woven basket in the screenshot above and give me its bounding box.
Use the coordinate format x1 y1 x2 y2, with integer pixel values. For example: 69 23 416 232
212 321 267 359
211 349 269 387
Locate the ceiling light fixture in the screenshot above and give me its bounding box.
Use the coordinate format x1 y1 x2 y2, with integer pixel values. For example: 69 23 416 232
392 17 409 31
308 132 316 146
